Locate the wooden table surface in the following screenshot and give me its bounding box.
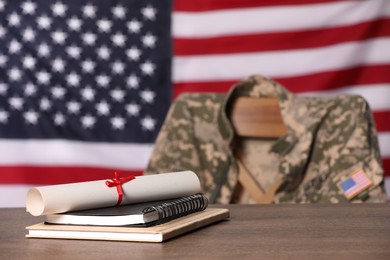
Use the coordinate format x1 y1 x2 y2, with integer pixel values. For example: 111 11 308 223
1 203 389 259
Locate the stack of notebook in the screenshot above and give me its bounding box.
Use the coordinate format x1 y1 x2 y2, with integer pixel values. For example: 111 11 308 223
25 171 229 242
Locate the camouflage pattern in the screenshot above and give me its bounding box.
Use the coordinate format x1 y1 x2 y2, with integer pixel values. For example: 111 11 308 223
145 75 387 204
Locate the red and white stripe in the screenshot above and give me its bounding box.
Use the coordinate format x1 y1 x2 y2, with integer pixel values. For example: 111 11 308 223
1 0 389 206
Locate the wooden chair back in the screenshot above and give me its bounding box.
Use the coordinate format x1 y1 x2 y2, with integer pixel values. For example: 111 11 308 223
229 97 288 138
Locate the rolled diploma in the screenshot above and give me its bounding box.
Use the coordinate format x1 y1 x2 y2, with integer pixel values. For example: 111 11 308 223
26 171 201 216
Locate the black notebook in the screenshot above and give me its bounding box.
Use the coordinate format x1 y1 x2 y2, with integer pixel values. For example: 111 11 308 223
45 193 208 227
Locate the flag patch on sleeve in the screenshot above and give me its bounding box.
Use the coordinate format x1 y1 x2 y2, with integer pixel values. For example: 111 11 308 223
338 169 373 200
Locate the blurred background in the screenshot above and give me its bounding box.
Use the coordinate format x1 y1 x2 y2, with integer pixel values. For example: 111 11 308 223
1 0 389 206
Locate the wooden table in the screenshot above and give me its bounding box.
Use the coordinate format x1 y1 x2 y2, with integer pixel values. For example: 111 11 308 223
1 204 389 259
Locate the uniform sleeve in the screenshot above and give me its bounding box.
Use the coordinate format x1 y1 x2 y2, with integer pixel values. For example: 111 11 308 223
315 95 387 202
144 94 202 175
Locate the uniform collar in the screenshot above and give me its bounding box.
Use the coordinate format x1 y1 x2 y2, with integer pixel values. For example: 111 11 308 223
218 75 297 152
217 75 315 191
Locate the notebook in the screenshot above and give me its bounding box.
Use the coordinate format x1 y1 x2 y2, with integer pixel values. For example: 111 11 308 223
26 208 230 243
45 193 208 226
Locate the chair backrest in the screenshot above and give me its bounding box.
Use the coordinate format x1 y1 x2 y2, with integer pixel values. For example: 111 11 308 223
229 97 288 138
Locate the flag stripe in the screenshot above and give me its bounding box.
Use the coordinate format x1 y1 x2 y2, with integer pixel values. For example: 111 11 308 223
173 1 390 38
174 0 340 12
273 65 390 93
374 112 390 133
383 158 390 173
0 185 32 207
378 133 390 158
299 84 390 111
0 140 152 169
174 18 390 55
173 38 390 82
0 166 143 185
173 65 390 96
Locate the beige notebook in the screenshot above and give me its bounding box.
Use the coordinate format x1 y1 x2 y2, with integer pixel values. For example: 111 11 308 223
26 208 229 243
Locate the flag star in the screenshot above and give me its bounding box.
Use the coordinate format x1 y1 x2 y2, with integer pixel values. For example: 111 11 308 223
54 112 65 125
21 1 37 15
126 74 139 89
96 101 110 115
82 32 97 45
67 100 81 114
24 110 39 124
8 12 21 27
111 32 126 47
142 6 157 20
97 45 111 60
126 103 140 116
96 74 110 87
9 96 24 110
81 114 96 129
23 27 36 42
142 33 157 48
23 55 36 69
52 58 66 72
140 116 156 131
51 86 66 99
81 59 95 73
83 3 97 18
111 88 125 102
52 2 67 17
66 72 80 87
97 19 112 33
81 86 95 101
36 71 51 84
9 67 22 81
140 89 155 103
66 45 82 59
127 19 142 33
112 61 125 74
38 43 51 57
126 46 141 61
40 97 51 111
112 5 126 19
37 15 52 30
67 16 82 31
9 40 22 54
24 83 37 96
0 54 7 67
140 60 155 75
0 109 9 123
52 30 67 44
111 116 126 130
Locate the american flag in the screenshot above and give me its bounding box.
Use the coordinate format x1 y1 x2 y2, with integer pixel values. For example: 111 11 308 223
1 0 389 206
339 170 373 200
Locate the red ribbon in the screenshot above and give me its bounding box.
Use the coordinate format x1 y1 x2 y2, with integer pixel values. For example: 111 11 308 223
105 172 136 206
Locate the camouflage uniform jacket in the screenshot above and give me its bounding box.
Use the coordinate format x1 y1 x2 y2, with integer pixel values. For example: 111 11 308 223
145 75 387 204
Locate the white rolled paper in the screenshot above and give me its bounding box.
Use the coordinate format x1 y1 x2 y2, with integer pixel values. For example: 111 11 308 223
26 171 201 216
